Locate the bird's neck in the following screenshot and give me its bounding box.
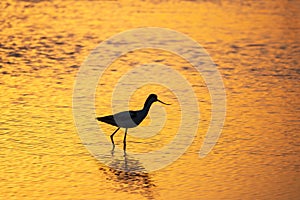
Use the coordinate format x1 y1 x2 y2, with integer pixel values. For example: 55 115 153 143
142 99 154 114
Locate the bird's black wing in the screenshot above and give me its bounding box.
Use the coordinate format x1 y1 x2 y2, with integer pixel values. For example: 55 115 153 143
96 110 139 128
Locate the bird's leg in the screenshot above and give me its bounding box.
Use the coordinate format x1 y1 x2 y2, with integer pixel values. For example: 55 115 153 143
123 128 128 151
110 127 120 147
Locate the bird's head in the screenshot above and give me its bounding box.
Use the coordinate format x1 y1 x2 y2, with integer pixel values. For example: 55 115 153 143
148 94 171 105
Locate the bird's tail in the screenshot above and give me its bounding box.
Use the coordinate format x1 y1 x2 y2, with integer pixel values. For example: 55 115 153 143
96 117 104 121
96 115 118 127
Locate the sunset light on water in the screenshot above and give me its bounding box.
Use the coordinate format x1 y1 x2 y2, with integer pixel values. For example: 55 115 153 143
1 0 299 199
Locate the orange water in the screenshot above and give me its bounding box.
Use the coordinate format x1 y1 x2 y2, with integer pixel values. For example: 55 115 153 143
1 0 299 199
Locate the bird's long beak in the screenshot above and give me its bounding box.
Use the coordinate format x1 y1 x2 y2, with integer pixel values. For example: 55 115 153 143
157 99 171 105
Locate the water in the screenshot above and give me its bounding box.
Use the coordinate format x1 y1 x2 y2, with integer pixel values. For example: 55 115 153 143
1 0 299 199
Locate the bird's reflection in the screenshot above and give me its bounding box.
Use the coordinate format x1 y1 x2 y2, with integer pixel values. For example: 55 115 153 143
99 149 156 199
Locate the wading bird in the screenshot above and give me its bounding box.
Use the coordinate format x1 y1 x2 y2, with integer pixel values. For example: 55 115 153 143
96 94 170 151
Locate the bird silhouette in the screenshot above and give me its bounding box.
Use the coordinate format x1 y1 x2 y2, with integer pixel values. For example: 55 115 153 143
96 94 170 151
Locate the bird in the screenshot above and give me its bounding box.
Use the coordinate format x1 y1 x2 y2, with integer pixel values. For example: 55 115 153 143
96 94 170 151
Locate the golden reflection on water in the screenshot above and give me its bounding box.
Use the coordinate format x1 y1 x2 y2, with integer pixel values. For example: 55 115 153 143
1 0 299 199
99 153 156 199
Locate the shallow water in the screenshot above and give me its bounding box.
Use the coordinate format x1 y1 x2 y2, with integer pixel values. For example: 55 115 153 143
1 0 299 199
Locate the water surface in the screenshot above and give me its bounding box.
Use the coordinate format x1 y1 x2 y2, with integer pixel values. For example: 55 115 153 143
0 0 299 199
